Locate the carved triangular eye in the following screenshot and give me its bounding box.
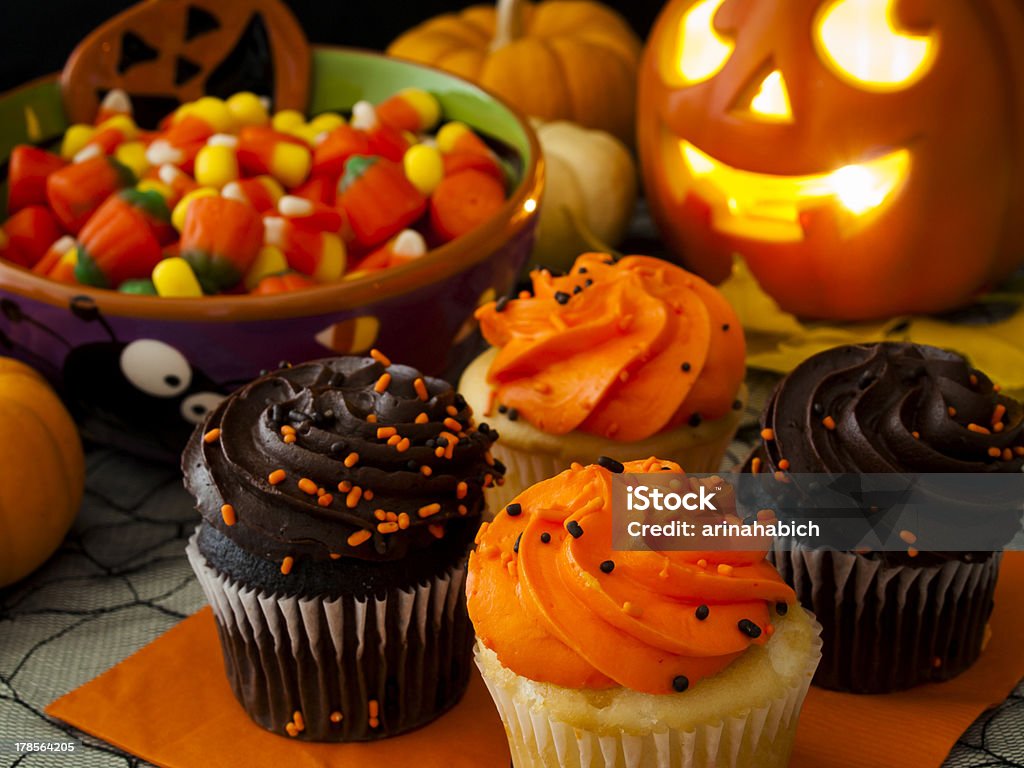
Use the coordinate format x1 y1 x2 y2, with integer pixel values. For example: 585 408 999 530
174 56 203 86
205 13 274 105
117 31 159 74
185 5 221 41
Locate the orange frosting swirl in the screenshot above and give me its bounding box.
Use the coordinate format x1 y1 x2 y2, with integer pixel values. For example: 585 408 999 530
467 458 794 694
475 254 745 441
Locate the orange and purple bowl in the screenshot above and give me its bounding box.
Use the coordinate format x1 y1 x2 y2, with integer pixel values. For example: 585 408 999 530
0 48 542 461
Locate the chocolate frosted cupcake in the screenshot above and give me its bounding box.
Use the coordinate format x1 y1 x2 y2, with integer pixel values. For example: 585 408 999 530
747 342 1023 693
182 354 503 740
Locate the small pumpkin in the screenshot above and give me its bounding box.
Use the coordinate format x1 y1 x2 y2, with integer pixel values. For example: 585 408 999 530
0 358 85 587
388 0 641 145
529 120 637 271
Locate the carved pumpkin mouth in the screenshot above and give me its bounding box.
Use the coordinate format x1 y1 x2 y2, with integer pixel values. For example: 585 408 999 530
675 139 911 242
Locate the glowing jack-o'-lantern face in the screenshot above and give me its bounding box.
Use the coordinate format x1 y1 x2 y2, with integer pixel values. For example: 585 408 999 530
638 0 1024 320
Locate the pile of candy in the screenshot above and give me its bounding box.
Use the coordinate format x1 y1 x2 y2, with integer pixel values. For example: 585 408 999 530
0 89 511 296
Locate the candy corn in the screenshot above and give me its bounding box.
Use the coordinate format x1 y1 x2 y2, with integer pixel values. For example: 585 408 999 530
337 155 425 248
46 155 135 233
179 196 264 292
7 146 65 214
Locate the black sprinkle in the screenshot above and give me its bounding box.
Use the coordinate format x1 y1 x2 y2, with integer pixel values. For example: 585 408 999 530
493 459 506 474
776 602 789 615
688 413 702 428
279 360 292 369
406 460 418 471
513 533 522 553
540 532 551 543
436 437 448 447
498 404 508 414
573 285 583 294
426 438 436 448
738 619 762 638
271 404 286 422
585 278 594 287
578 267 588 274
554 291 570 305
454 394 467 409
288 409 310 422
732 400 743 411
507 408 519 421
330 441 345 454
597 456 625 473
599 560 615 573
259 368 269 376
672 675 689 692
695 605 709 620
681 362 691 372
506 503 522 517
495 296 510 312
661 466 672 471
478 422 491 433
812 402 824 416
566 520 584 538
722 323 730 331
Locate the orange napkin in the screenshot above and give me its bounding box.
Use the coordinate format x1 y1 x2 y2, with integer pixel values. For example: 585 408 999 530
48 553 1024 768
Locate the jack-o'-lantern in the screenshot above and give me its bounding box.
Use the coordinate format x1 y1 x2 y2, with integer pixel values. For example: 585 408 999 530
638 0 1024 320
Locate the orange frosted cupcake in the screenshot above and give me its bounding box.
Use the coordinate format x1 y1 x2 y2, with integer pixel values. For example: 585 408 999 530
459 253 747 508
468 458 822 768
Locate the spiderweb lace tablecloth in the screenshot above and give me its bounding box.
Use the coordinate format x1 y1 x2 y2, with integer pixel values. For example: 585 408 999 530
1 369 1021 767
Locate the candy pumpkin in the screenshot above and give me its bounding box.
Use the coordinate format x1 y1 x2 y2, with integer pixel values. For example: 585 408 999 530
0 358 85 587
388 0 641 145
637 0 1024 320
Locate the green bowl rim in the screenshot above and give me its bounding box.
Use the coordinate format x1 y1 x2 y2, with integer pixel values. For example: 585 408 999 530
0 45 543 322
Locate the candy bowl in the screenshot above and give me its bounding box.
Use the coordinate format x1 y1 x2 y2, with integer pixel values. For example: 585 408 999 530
0 48 542 462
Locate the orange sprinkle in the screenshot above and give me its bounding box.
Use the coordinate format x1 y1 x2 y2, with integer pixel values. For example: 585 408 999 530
969 374 979 387
281 425 296 436
330 711 343 724
1015 447 1024 456
283 434 297 444
386 511 398 522
203 428 221 444
987 447 1001 458
285 722 299 737
968 423 991 435
280 556 294 575
344 452 359 467
822 416 837 430
697 559 708 569
995 422 1005 433
415 412 429 424
347 530 372 547
444 417 462 432
420 465 432 476
338 480 352 493
912 431 920 439
414 377 429 401
368 700 379 718
387 434 402 446
456 481 468 499
377 426 397 439
458 504 468 516
994 384 1002 392
1003 448 1013 461
377 522 399 534
446 405 459 417
373 509 387 521
369 348 391 367
428 524 445 539
398 512 410 530
268 469 286 485
777 459 790 471
396 437 411 452
364 489 374 501
318 493 334 507
293 711 305 731
346 486 363 508
760 428 775 441
908 547 919 558
992 404 1007 426
374 373 391 393
329 552 341 560
367 414 377 423
418 503 442 518
774 471 787 482
717 563 734 576
298 477 318 495
434 446 445 458
220 504 236 526
751 457 762 474
899 529 917 545
948 406 957 417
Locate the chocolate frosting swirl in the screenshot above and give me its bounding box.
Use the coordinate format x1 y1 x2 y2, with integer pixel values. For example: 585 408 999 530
757 343 1023 474
183 357 503 564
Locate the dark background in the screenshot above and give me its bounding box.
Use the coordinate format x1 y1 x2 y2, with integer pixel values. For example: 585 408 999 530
0 0 666 93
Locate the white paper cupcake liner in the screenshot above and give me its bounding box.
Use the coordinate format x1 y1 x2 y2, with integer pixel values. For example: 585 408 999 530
771 541 1001 693
476 610 822 768
186 529 473 741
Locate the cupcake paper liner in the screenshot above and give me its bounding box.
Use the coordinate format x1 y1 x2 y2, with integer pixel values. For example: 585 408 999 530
771 541 1001 693
487 424 739 513
476 611 823 768
186 530 473 741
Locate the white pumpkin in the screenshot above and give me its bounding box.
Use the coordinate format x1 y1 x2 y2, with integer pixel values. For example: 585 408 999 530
530 120 637 271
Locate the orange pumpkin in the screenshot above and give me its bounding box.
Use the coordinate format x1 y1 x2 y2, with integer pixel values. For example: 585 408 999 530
637 0 1024 320
0 358 85 586
388 0 641 145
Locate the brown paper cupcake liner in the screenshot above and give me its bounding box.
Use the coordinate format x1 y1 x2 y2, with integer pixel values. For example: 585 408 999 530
771 541 1001 693
186 530 473 741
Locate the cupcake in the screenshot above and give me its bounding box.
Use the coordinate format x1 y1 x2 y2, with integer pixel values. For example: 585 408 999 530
460 252 747 508
468 457 822 768
747 342 1023 693
182 354 503 741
